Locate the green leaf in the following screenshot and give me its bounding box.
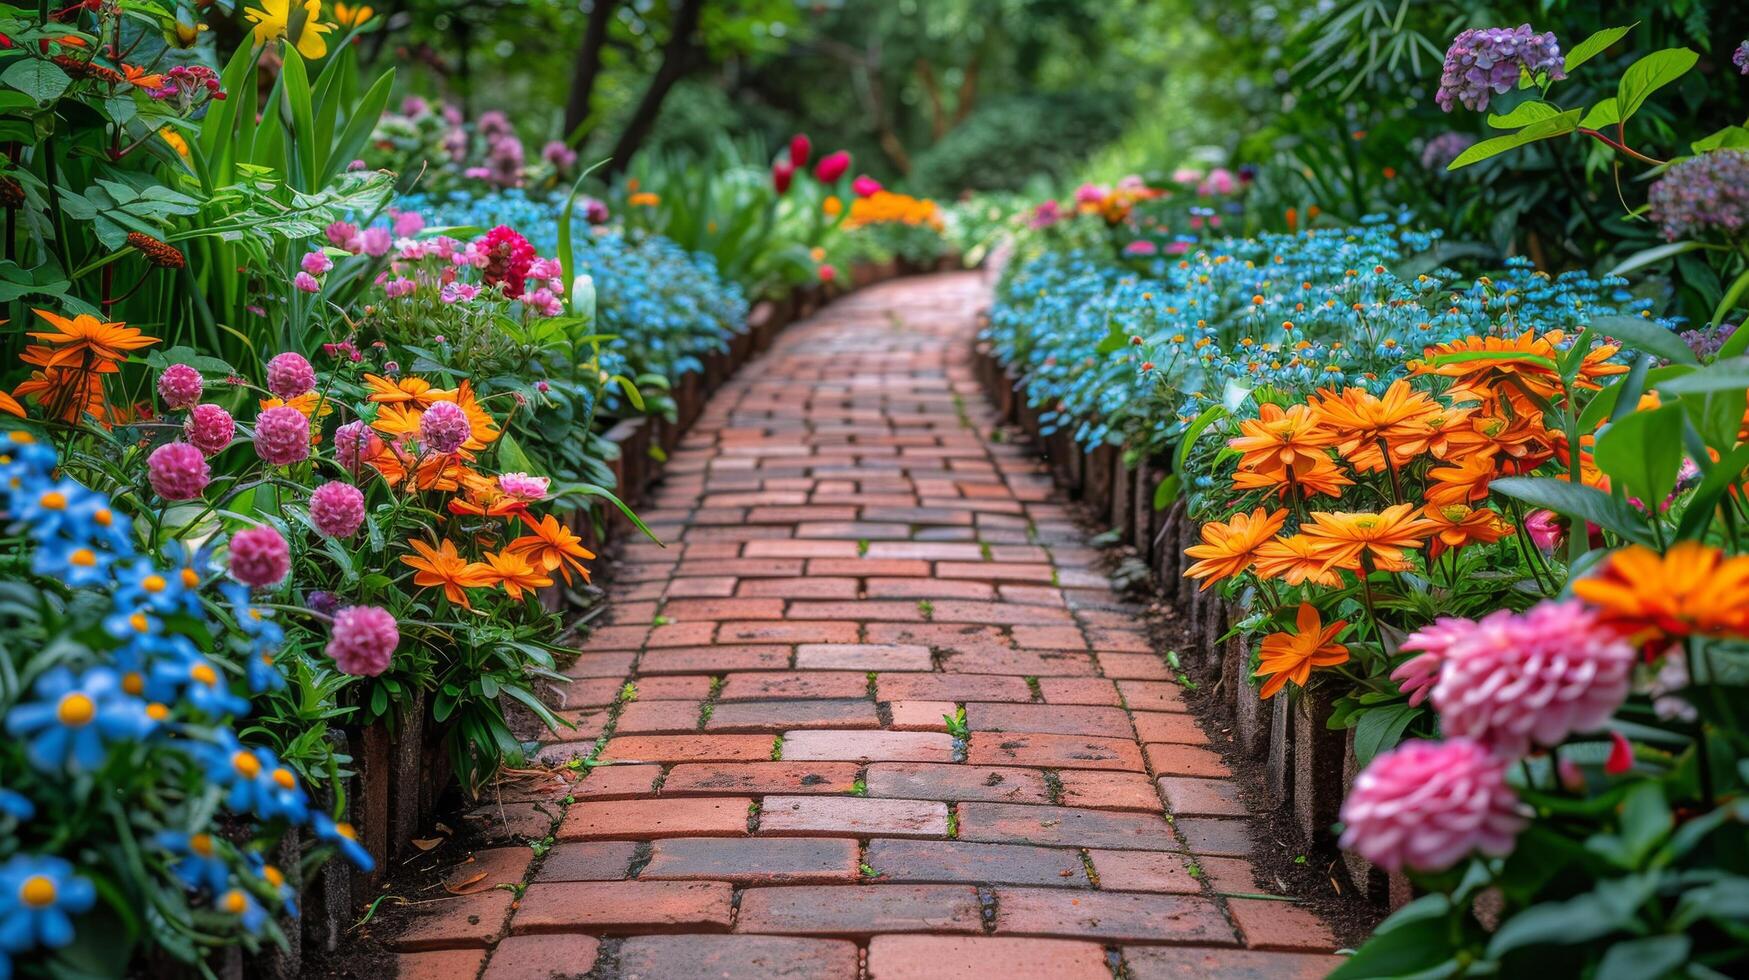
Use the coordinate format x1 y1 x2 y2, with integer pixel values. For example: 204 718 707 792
1152 472 1180 511
1676 443 1749 540
1606 241 1699 279
1693 126 1749 153
1565 26 1633 73
1329 895 1461 979
1586 315 1697 365
1578 98 1621 130
1616 48 1699 125
1448 110 1581 171
1595 404 1683 507
1487 100 1562 130
1487 874 1655 956
1 60 71 104
1489 476 1654 545
1174 405 1226 471
1595 935 1690 980
320 66 394 188
1711 266 1749 329
1353 703 1420 765
1656 357 1749 395
278 46 317 191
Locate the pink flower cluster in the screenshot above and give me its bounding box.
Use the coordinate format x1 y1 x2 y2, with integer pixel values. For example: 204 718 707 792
369 224 565 314
254 406 311 466
310 481 366 538
1339 738 1529 873
147 441 210 500
326 605 398 676
418 400 472 454
229 525 289 588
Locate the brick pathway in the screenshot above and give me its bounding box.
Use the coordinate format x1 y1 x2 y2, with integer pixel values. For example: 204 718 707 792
390 273 1340 979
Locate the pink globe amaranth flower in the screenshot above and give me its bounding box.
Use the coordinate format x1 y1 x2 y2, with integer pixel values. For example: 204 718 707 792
360 226 393 257
325 221 359 250
813 150 850 183
1430 600 1634 757
333 419 381 476
185 403 236 456
498 472 549 501
265 352 316 399
300 251 333 277
147 441 211 500
1340 738 1529 873
789 133 812 169
419 400 472 455
393 210 425 238
772 159 795 195
294 273 321 294
1392 616 1473 706
157 364 204 411
229 525 290 588
254 405 311 466
326 605 399 676
851 174 882 198
310 481 366 537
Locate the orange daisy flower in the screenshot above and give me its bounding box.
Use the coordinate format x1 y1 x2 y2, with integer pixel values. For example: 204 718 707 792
508 512 595 585
482 548 553 601
0 390 24 418
448 481 526 518
362 373 442 408
1301 503 1436 573
121 64 166 89
1255 602 1349 699
1232 452 1354 499
1572 542 1749 650
1425 453 1498 507
11 368 108 425
1420 503 1511 557
26 309 158 366
1228 403 1336 476
1413 330 1626 401
1308 380 1443 472
1184 507 1288 589
1252 534 1343 587
400 538 495 609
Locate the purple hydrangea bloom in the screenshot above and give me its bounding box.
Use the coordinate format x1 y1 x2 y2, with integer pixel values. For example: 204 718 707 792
1649 150 1749 242
1436 25 1565 113
1736 40 1749 75
1680 322 1739 361
1420 132 1478 172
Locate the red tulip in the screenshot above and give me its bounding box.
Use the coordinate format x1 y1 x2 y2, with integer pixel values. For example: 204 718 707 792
789 133 812 169
772 159 795 195
851 174 882 198
814 150 850 183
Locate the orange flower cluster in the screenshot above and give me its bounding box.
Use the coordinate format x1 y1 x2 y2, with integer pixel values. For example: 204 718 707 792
7 310 159 425
361 375 503 492
400 511 595 610
1573 542 1749 652
1256 603 1349 699
845 191 944 231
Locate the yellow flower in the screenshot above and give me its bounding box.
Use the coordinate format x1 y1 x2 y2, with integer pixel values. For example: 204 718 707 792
822 196 843 217
332 2 374 26
159 127 190 159
245 0 335 60
628 192 660 208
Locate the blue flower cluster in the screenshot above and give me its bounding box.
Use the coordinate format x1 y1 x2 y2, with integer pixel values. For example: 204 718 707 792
400 189 750 387
0 431 370 974
984 219 1659 458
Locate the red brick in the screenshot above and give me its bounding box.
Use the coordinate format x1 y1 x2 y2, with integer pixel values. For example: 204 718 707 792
807 558 931 577
1008 625 1087 649
867 936 1111 979
617 934 860 979
597 735 775 764
940 648 1096 676
665 576 739 597
573 763 662 800
957 802 1174 851
1145 743 1233 778
632 675 717 700
641 836 859 884
1133 711 1208 745
535 841 637 882
737 577 861 599
720 671 869 700
795 643 934 670
1037 677 1121 705
787 600 928 622
663 598 788 622
1056 770 1164 813
1122 947 1342 979
557 797 752 841
389 888 516 951
564 651 637 678
396 949 485 979
720 621 862 644
783 730 954 763
733 884 983 935
744 540 861 558
759 796 948 837
513 881 734 934
615 699 703 734
645 622 718 648
863 763 1051 804
1118 680 1188 711
640 645 789 674
482 934 600 979
1087 850 1202 893
1227 898 1338 951
707 698 879 732
966 702 1133 738
936 561 1055 583
1158 777 1249 817
967 732 1145 771
1175 817 1254 857
875 673 1033 702
865 839 1088 887
866 578 995 600
993 888 1236 944
662 761 860 796
886 700 955 731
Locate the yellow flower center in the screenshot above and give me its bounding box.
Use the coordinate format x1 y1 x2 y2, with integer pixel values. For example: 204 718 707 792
191 833 214 856
272 768 297 790
182 567 201 588
94 508 113 527
142 575 167 593
39 491 66 510
336 821 358 840
129 612 150 633
263 865 285 887
146 703 170 720
190 663 218 686
19 875 57 908
122 672 145 695
56 692 96 727
222 889 247 914
232 751 261 777
71 548 98 567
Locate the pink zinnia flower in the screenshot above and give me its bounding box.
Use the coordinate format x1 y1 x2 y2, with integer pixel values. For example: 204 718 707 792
325 221 359 251
334 420 382 476
229 525 290 588
265 352 316 400
498 472 549 501
418 400 471 455
1430 601 1634 757
157 364 203 411
851 174 881 198
147 441 211 500
1392 616 1472 706
1123 240 1159 256
326 605 398 676
301 251 333 277
1339 738 1529 873
478 225 535 298
813 150 850 183
310 481 366 537
360 226 393 257
393 210 425 238
185 403 236 456
253 406 311 466
294 271 321 293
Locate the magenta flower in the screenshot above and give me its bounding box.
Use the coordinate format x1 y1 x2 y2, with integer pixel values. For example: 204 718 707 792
789 133 812 168
1430 601 1634 757
300 251 333 277
147 442 211 500
326 605 398 676
360 226 393 257
1339 738 1529 873
418 400 471 455
498 472 549 501
325 221 359 250
772 159 795 195
851 175 882 198
541 140 577 171
310 481 366 538
294 272 320 294
265 352 316 400
228 525 290 588
393 210 425 238
1392 616 1472 706
333 420 382 476
813 150 850 183
184 404 236 456
1435 25 1565 113
253 406 311 466
157 364 204 411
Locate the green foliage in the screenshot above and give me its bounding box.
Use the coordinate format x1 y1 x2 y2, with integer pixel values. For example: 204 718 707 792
909 91 1126 196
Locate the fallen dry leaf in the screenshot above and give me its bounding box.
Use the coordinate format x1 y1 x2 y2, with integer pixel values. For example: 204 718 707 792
443 872 490 895
411 837 444 851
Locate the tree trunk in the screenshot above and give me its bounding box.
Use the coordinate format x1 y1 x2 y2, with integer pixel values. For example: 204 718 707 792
564 0 619 140
606 0 704 176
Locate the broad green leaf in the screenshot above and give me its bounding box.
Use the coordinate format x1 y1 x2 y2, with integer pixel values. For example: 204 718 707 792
1487 875 1655 956
1675 443 1749 540
1656 357 1749 395
1594 935 1690 980
1487 100 1562 130
1712 266 1749 329
1353 703 1420 765
1329 895 1462 979
1595 404 1683 506
1616 48 1698 125
1489 476 1654 545
1606 240 1697 278
1578 98 1621 130
1693 126 1749 153
1174 404 1226 470
1 60 71 104
1565 26 1633 73
320 67 395 188
1449 110 1581 171
1584 314 1697 365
